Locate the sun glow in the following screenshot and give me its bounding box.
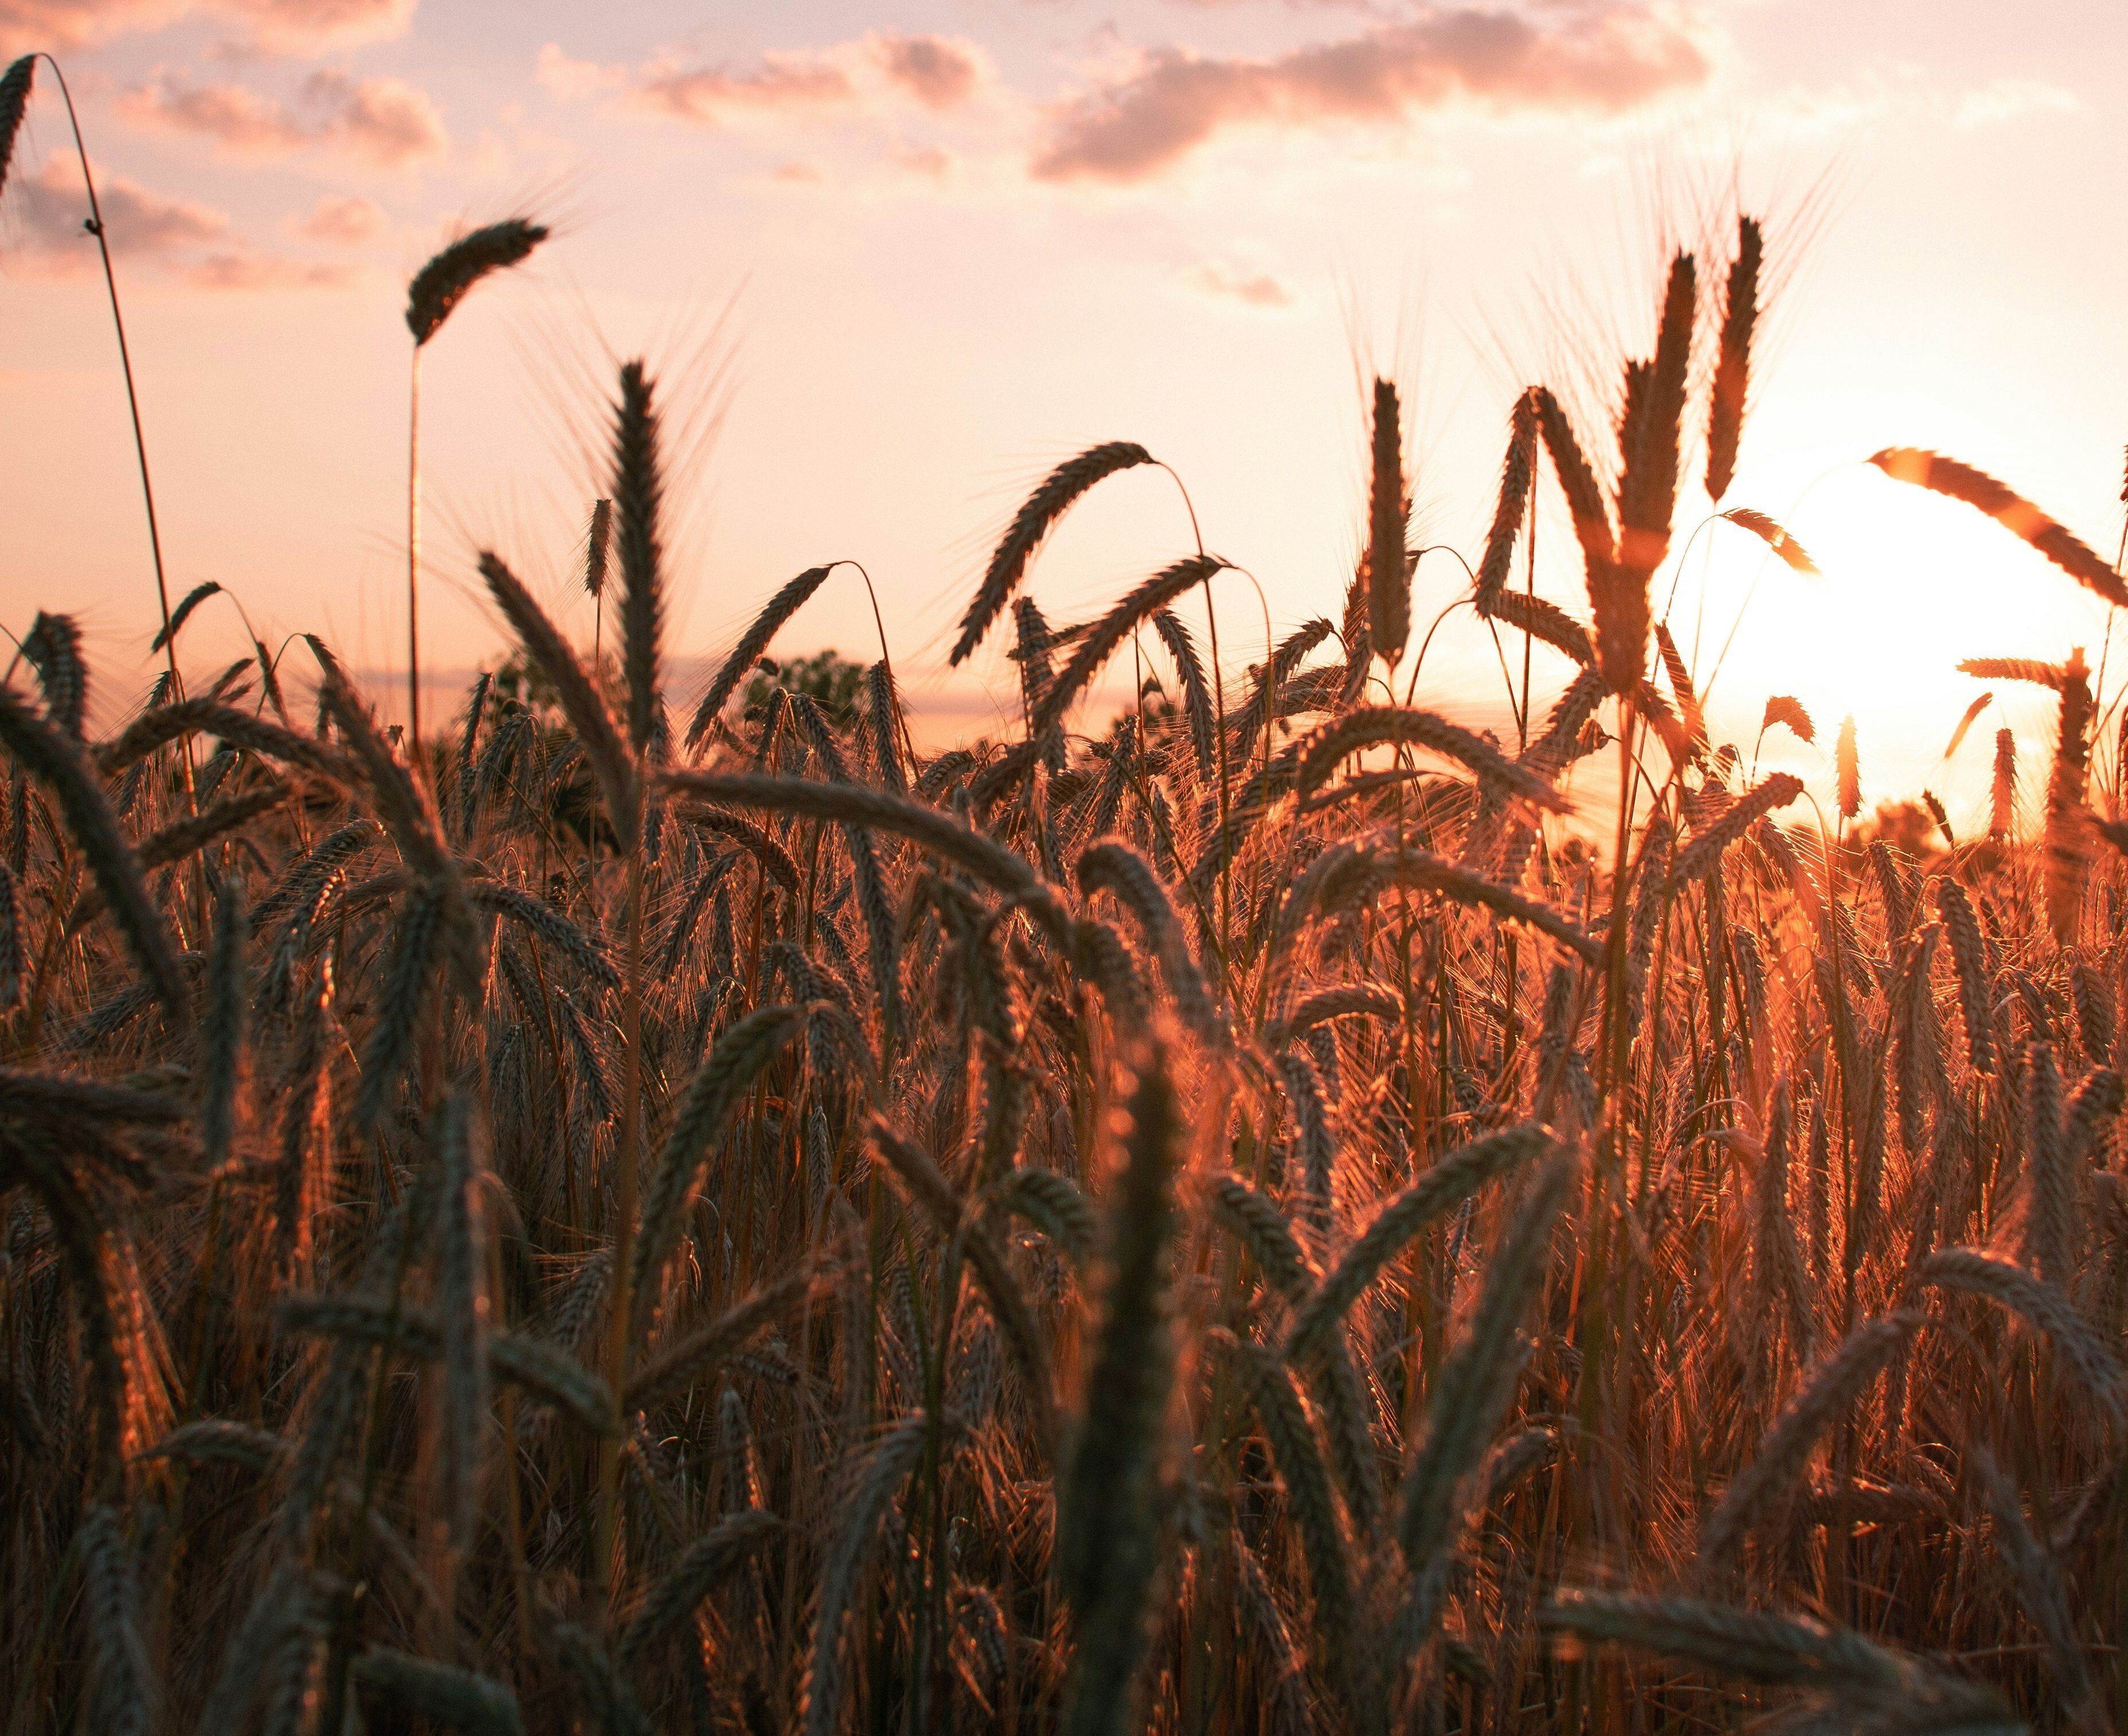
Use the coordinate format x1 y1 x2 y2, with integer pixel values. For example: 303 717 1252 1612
1671 446 2121 830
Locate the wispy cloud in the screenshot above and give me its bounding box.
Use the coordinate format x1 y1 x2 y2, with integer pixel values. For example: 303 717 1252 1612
1190 260 1297 308
119 69 447 168
876 34 981 112
539 31 990 128
185 248 357 288
1031 3 1711 183
1954 77 2079 130
13 151 228 263
12 151 354 287
0 0 414 55
295 189 384 242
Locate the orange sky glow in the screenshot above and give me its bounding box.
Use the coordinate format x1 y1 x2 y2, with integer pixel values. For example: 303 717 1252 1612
4 0 2125 841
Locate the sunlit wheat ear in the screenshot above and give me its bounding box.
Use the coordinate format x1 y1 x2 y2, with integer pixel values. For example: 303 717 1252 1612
1837 715 1861 821
353 877 441 1132
1915 1248 2127 1425
273 954 334 1280
1873 447 2128 607
1476 390 1538 608
1935 879 1994 1075
0 55 32 198
869 1119 1054 1434
952 441 1156 665
1970 1447 2098 1726
1077 841 1220 1042
1958 655 2063 691
1297 706 1567 812
1671 774 1804 886
2043 648 2094 944
612 360 663 753
1210 1176 1316 1300
1285 1123 1550 1362
1983 725 2019 840
480 552 639 836
1057 1040 1180 1736
1400 1154 1573 1637
1032 554 1229 739
1653 622 1707 757
1939 693 1994 766
1368 378 1410 665
1618 252 1694 555
0 687 182 1014
405 217 548 346
1705 216 1762 501
863 660 906 795
993 1164 1098 1271
1744 1085 1796 1342
1695 1312 1920 1578
685 565 832 747
629 1004 808 1330
2021 1039 2074 1287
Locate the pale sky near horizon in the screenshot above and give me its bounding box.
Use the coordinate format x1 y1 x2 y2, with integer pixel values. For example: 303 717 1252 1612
3 0 2125 836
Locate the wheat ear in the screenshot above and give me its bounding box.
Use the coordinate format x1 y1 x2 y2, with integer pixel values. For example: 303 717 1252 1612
353 1649 523 1735
1872 448 2128 608
1705 216 1762 501
1285 1124 1551 1361
1058 1041 1182 1736
1696 1313 1922 1576
1368 378 1410 664
952 441 1157 664
630 1004 808 1329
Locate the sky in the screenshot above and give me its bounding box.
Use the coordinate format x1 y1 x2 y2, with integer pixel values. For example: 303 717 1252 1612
2 0 2126 838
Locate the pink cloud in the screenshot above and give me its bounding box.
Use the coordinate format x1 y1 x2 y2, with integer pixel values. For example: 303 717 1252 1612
12 152 228 266
876 34 981 111
231 0 412 53
186 248 357 288
303 69 444 166
1191 261 1296 308
9 152 350 287
296 189 382 242
0 0 411 54
895 143 952 182
631 50 851 125
118 76 306 152
1032 3 1711 183
546 30 987 128
118 69 446 167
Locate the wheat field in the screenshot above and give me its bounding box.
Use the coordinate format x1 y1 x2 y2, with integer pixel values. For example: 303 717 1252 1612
2 151 2126 1736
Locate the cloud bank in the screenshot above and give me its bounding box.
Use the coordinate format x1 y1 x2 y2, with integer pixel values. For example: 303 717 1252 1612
1032 3 1711 182
1 0 413 54
539 32 989 128
120 70 447 167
